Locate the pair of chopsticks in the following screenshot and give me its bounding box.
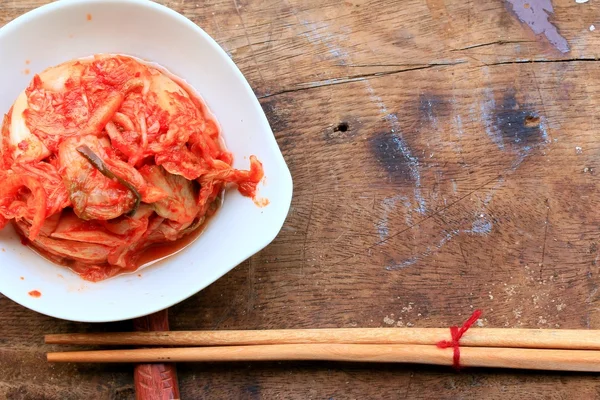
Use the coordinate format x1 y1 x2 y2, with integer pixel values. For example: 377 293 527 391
46 327 600 372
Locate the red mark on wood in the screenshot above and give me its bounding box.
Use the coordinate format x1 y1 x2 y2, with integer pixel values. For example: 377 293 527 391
505 0 569 53
28 290 41 298
133 310 180 399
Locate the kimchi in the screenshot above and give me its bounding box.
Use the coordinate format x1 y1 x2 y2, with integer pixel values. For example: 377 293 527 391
0 55 264 281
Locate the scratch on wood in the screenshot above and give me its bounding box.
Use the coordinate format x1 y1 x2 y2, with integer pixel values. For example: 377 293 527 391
347 62 462 68
459 242 468 267
388 212 493 270
333 231 347 242
247 256 255 313
586 287 599 304
299 19 349 65
451 40 534 51
376 195 410 240
380 175 501 248
232 0 267 88
387 229 458 270
258 62 466 99
330 175 502 270
403 372 414 399
480 69 505 151
302 193 316 275
212 302 237 330
539 198 550 279
468 218 493 235
486 58 600 67
529 64 552 132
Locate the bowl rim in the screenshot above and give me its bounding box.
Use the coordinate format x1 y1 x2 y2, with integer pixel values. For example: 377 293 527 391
0 0 293 322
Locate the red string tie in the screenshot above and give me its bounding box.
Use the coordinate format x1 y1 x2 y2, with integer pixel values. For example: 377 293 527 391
436 309 482 370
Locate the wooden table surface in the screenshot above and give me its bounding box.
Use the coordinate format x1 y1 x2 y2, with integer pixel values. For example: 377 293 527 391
2 0 600 398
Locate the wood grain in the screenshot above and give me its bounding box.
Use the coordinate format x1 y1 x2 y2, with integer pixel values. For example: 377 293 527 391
46 344 600 373
45 327 600 350
3 0 600 398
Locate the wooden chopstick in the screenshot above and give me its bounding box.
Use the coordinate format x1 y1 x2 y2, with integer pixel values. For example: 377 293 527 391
45 328 600 350
46 344 600 372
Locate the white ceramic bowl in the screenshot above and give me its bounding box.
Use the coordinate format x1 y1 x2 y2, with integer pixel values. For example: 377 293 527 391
0 0 292 322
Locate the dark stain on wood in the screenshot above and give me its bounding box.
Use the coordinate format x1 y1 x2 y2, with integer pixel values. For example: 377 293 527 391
493 88 545 149
369 130 416 183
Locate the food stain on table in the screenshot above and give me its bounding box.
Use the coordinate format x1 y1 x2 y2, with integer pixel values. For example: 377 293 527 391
504 0 570 53
480 82 549 169
492 88 547 149
369 131 417 184
366 84 427 216
86 13 92 21
28 290 41 298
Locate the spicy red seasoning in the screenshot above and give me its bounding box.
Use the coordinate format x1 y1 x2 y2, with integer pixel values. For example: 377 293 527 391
0 55 265 281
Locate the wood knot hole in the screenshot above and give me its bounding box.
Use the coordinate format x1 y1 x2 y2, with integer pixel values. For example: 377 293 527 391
524 115 540 128
334 122 349 132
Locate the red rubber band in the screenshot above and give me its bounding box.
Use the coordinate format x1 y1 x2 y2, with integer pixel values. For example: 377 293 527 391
436 310 482 370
